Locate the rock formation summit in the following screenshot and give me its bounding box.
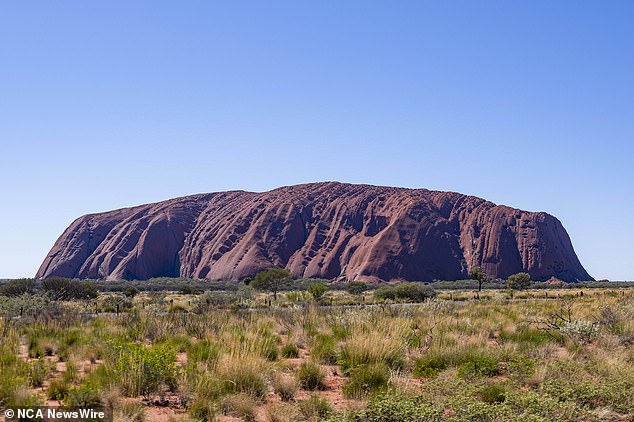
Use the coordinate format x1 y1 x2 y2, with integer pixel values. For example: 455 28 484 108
36 182 592 282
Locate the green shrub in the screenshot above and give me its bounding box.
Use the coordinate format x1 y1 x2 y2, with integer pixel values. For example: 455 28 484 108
0 375 43 409
123 287 140 298
507 272 531 290
0 293 48 316
63 360 79 383
286 291 310 303
63 382 102 408
457 355 499 378
28 345 45 359
499 328 554 349
296 361 326 390
353 391 443 422
505 390 587 421
331 324 350 340
338 334 405 374
308 283 328 301
540 372 634 413
27 358 51 387
506 355 536 380
281 343 300 358
42 277 98 300
445 395 514 420
110 342 178 398
310 333 338 364
187 338 220 364
179 285 195 295
299 394 331 420
413 353 449 378
480 384 507 404
346 281 367 296
48 379 71 400
374 283 436 302
195 291 237 311
0 279 35 297
262 337 280 361
343 363 390 399
217 357 268 399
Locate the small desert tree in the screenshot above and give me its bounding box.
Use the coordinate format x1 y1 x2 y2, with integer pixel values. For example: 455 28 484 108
507 272 531 290
42 277 98 300
469 266 490 292
346 281 367 296
308 282 328 301
251 268 292 301
0 279 36 297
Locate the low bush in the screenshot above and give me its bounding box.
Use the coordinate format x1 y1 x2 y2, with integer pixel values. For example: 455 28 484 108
179 285 196 295
0 363 43 409
187 338 221 365
346 281 367 296
47 379 71 400
216 356 268 398
27 358 51 387
223 393 258 421
444 395 514 421
559 320 600 345
112 401 145 422
266 402 302 422
352 391 443 422
42 277 98 300
188 398 218 421
480 384 507 404
505 390 587 421
299 394 332 420
457 354 499 379
499 327 554 349
272 373 298 401
63 382 102 408
374 283 436 302
0 279 36 297
195 291 237 311
310 333 338 364
339 333 405 374
123 287 140 298
109 342 178 398
308 283 328 301
262 337 280 361
62 360 79 383
413 353 449 378
281 343 300 358
342 363 390 399
296 361 326 390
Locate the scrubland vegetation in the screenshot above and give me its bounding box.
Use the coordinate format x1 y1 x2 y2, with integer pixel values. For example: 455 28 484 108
1 276 633 421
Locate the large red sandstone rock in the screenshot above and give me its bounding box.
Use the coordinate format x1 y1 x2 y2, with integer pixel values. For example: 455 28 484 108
36 182 593 282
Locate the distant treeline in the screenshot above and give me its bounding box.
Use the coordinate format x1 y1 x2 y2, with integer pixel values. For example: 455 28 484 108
0 276 631 297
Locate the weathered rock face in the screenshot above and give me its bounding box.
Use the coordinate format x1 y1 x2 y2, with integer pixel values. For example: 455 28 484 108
36 182 593 282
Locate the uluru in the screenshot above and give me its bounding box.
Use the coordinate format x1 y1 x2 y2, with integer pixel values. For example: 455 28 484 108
36 182 592 283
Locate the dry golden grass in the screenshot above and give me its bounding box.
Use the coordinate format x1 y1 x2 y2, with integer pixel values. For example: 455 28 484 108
2 287 634 420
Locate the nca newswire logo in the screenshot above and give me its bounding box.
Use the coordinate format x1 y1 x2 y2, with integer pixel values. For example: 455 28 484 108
4 407 111 421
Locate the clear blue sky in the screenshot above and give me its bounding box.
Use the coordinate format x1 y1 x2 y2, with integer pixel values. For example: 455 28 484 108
1 1 632 280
